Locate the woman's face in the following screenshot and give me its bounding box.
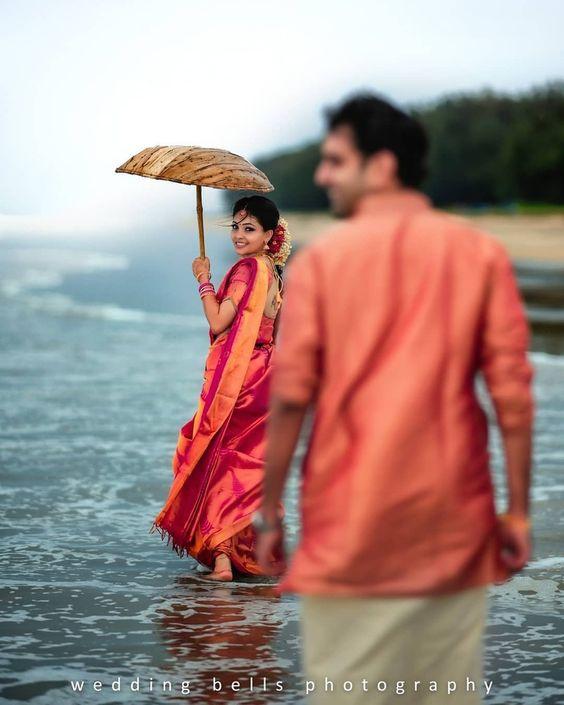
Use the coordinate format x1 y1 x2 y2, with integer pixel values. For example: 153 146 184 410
231 210 272 257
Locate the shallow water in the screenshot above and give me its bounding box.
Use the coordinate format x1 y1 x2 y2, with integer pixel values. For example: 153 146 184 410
0 229 562 704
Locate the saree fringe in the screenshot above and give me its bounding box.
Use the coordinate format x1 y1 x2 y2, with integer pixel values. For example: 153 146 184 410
148 521 189 559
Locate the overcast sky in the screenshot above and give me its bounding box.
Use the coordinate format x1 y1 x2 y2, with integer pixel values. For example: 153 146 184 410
1 0 563 235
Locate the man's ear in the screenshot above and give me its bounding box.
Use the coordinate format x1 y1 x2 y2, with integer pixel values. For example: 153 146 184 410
365 149 399 187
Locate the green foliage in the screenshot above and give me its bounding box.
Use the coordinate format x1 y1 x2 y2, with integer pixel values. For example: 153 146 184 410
224 81 564 209
226 142 329 211
421 81 564 206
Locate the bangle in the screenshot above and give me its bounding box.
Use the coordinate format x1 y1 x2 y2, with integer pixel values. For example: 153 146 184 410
199 281 216 301
498 513 531 529
196 271 209 282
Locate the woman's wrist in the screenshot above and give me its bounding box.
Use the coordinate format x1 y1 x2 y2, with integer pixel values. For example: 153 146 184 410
196 272 210 283
198 280 216 301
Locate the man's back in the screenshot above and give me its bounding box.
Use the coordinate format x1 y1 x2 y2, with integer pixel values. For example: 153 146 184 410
271 189 534 596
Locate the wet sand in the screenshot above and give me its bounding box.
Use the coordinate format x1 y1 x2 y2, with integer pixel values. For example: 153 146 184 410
285 211 564 262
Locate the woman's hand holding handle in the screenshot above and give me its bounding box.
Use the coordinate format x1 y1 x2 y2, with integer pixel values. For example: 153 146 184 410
192 256 211 283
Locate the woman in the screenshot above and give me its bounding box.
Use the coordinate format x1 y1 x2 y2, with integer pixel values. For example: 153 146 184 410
150 195 291 581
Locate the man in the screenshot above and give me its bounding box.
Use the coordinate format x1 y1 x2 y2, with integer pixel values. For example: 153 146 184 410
256 94 534 704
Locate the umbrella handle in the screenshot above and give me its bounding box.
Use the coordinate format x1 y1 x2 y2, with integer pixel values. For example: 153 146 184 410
196 185 206 259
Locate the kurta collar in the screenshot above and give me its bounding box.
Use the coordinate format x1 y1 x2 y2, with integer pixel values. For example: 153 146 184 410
352 188 432 217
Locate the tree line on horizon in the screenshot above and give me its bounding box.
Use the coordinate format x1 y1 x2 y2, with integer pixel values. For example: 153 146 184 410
226 81 564 210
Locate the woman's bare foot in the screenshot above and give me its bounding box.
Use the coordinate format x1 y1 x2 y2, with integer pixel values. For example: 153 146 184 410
205 553 233 581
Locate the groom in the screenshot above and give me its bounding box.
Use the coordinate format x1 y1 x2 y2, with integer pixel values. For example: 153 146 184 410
257 93 534 703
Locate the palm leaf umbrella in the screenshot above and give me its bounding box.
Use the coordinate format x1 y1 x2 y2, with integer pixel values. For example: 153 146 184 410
115 145 274 258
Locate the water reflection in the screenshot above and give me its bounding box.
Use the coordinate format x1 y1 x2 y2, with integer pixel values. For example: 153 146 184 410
155 575 300 704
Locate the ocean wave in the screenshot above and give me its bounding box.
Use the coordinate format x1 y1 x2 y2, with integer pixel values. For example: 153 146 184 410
16 290 204 326
1 248 129 297
530 350 564 365
527 556 564 570
0 247 205 328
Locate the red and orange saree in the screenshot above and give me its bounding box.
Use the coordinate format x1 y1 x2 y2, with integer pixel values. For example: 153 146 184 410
150 254 285 575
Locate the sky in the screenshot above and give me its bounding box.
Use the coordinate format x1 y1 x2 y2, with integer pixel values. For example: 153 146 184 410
1 0 563 236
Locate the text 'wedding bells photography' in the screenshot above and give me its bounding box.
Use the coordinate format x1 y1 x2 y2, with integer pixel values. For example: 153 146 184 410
68 674 495 697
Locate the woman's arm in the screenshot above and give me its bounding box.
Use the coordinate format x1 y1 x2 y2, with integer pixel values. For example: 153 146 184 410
201 283 237 336
192 257 238 336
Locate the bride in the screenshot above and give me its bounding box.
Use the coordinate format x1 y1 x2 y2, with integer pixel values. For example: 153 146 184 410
150 195 291 581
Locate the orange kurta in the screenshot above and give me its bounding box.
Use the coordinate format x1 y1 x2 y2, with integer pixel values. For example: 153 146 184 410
271 189 534 597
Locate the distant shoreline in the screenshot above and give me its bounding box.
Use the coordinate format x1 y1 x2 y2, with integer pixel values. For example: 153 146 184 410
284 211 564 263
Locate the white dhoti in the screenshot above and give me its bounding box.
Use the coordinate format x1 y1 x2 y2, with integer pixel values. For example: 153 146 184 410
300 585 488 704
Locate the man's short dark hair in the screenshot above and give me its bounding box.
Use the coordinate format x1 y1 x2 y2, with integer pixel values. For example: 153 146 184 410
325 92 429 187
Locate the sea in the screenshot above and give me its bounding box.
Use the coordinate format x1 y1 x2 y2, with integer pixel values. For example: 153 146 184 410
0 222 562 704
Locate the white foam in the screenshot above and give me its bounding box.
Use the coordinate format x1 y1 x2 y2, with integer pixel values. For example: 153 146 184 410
527 556 564 570
1 269 64 297
19 290 204 327
530 351 564 366
1 248 129 299
0 247 206 327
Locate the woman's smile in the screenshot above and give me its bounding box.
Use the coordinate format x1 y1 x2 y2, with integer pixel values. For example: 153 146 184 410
231 210 270 255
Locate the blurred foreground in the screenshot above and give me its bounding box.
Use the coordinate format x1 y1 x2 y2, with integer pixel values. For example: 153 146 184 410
0 224 562 704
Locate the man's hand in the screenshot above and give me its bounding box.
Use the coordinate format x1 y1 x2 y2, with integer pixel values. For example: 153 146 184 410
257 524 286 576
497 514 531 573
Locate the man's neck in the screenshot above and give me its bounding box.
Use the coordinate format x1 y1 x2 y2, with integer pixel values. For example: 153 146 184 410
352 187 431 217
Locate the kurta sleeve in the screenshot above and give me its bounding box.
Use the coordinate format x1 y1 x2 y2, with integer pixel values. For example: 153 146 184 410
479 241 535 432
271 247 322 406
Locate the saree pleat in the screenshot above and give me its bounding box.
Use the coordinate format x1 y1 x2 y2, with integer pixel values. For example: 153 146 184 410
150 256 285 575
